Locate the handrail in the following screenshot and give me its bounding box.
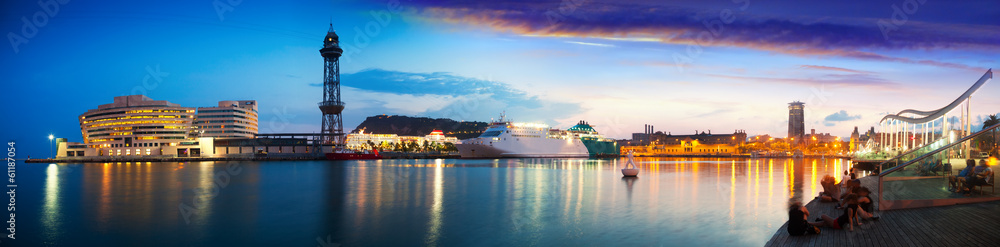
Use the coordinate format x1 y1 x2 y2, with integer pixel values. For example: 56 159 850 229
874 134 948 168
880 69 992 124
879 123 1000 176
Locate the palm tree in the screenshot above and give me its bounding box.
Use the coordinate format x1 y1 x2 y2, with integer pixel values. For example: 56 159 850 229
983 114 999 155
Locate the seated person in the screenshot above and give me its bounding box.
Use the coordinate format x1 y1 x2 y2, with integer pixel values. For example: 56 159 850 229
919 159 941 175
837 179 861 202
818 175 840 202
948 159 975 192
855 187 879 221
838 170 851 190
964 159 994 195
810 194 861 231
787 201 819 235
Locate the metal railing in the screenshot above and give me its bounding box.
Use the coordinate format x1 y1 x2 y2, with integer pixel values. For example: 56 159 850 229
877 123 1000 210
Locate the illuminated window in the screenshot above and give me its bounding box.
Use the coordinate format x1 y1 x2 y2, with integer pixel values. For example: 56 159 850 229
145 149 151 155
125 149 131 155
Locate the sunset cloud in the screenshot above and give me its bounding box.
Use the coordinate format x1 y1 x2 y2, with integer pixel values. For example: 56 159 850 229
406 0 999 70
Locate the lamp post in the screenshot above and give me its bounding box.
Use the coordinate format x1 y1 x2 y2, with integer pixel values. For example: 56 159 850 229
48 134 54 159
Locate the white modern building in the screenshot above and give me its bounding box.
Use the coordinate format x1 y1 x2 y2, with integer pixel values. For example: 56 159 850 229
77 95 196 157
58 95 315 159
195 100 259 138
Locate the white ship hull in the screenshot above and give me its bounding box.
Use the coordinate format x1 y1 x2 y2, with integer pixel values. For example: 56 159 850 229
456 115 593 158
456 138 589 158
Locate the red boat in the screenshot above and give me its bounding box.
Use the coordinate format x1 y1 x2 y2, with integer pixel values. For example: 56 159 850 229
325 149 382 160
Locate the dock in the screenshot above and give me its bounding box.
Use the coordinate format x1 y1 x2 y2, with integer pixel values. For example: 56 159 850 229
765 176 1000 246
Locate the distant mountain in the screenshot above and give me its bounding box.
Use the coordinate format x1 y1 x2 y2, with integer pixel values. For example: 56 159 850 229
352 115 489 139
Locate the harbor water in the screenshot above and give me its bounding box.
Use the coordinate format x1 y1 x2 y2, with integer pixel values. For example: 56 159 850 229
15 157 852 246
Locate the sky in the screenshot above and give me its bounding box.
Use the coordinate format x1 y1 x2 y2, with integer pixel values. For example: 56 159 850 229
2 0 999 158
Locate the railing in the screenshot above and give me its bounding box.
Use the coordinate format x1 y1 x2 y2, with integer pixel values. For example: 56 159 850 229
876 135 951 172
877 123 1000 210
317 101 344 107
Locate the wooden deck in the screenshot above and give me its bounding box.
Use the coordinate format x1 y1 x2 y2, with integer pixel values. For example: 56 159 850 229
766 176 1000 246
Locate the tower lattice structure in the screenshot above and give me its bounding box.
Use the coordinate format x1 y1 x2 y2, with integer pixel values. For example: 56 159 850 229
319 24 345 145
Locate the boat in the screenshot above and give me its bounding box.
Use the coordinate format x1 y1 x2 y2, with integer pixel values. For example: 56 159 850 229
456 113 589 158
325 149 381 160
566 120 620 158
621 151 639 177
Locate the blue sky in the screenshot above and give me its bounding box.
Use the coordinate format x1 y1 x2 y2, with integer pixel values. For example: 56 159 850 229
2 0 999 158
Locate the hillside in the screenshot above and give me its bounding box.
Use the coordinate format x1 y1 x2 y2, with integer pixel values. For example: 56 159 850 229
351 115 489 139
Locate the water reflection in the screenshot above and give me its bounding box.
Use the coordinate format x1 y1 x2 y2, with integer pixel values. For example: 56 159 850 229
28 158 849 246
425 159 444 246
621 177 637 202
43 164 60 236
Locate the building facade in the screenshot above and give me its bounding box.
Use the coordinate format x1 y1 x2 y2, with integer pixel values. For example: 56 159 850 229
345 129 459 150
78 95 195 156
62 95 283 159
195 100 259 138
621 130 748 155
788 101 805 141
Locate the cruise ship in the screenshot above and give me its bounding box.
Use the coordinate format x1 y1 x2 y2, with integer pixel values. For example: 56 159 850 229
456 115 615 158
567 120 621 157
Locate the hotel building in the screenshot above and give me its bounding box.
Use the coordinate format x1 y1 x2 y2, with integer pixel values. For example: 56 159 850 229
195 100 259 138
59 95 310 159
78 95 195 156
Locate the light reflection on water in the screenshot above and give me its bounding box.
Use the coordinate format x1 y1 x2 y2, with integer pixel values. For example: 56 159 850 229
24 157 850 246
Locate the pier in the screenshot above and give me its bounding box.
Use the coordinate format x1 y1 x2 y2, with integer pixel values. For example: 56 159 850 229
765 176 1000 246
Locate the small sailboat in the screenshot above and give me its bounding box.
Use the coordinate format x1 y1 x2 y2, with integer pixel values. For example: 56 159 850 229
621 151 639 177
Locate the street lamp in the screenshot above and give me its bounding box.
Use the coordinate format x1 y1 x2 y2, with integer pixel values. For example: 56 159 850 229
48 134 54 159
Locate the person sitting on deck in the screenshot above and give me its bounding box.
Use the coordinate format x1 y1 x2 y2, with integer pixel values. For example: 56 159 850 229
838 170 851 190
948 159 975 192
810 194 861 231
787 201 820 236
818 175 840 202
836 179 861 204
855 187 879 221
964 159 993 196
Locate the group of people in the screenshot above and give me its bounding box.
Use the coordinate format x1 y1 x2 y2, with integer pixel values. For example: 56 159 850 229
788 169 878 235
947 159 994 195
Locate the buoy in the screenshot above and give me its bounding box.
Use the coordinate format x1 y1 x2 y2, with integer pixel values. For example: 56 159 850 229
622 151 639 177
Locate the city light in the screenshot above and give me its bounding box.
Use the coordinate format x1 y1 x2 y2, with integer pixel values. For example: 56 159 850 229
48 134 54 159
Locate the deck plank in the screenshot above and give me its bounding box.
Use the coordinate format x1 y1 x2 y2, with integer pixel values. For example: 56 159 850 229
766 176 1000 247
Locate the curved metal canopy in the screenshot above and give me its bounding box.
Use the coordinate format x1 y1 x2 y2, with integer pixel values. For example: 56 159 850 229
880 69 993 124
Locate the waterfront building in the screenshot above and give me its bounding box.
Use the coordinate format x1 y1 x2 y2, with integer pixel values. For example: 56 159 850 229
345 129 459 150
804 129 839 143
622 130 747 155
59 95 312 159
195 100 259 138
850 126 861 152
749 134 774 142
77 95 196 156
788 101 805 141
